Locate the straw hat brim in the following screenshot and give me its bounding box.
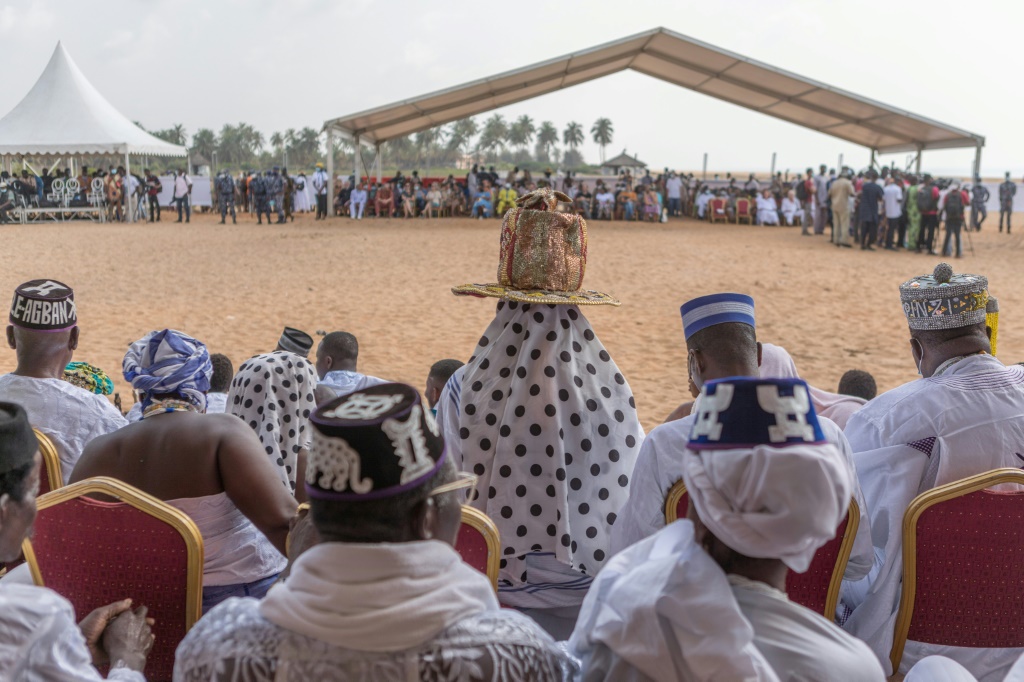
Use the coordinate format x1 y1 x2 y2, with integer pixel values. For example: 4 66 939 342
452 283 620 306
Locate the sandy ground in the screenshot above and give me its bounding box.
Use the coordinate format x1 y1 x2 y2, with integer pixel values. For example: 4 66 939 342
2 211 1022 431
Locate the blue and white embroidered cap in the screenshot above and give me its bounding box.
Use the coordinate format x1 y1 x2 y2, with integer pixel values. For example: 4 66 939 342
680 293 755 341
688 377 825 450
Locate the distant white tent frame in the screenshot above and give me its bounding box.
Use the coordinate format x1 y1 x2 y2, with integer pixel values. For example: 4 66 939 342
322 26 984 200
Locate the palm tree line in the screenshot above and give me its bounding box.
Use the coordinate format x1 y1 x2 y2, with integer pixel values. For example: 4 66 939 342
135 116 614 173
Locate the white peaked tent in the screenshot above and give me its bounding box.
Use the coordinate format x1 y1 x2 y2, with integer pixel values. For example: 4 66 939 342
0 42 186 221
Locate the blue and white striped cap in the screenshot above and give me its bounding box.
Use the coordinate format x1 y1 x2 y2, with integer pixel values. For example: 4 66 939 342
680 293 755 340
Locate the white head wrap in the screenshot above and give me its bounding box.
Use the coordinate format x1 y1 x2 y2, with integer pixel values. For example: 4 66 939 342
682 441 852 573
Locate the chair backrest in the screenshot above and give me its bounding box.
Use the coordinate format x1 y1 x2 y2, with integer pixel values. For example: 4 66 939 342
736 198 751 215
33 428 62 496
457 506 500 592
663 480 858 618
891 468 1024 673
23 477 203 682
786 498 858 618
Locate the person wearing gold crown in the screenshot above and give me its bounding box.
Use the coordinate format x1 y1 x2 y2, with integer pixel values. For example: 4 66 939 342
841 263 1024 679
436 188 644 639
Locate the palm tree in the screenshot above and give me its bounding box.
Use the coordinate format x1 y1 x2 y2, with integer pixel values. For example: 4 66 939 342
536 121 559 162
590 118 614 163
270 132 284 159
507 115 535 155
169 123 187 146
563 122 584 151
446 117 479 164
414 126 446 166
478 114 508 162
191 128 218 165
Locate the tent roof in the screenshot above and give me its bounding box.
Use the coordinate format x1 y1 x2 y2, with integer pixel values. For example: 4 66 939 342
0 42 187 157
602 151 646 167
324 27 983 155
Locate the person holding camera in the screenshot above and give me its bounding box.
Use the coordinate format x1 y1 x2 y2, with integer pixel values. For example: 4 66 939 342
144 170 162 222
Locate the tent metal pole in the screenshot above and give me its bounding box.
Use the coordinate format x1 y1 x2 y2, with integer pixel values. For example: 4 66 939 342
769 152 776 176
972 144 982 180
869 149 876 170
353 135 360 186
124 148 133 223
326 129 335 217
375 144 382 182
915 149 922 174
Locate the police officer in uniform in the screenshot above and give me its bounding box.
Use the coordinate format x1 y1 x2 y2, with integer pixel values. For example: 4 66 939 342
970 177 990 232
268 166 285 224
216 170 237 224
252 171 271 225
998 172 1016 234
282 166 295 222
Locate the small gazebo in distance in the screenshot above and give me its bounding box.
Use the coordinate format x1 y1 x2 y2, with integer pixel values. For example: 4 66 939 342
601 150 647 177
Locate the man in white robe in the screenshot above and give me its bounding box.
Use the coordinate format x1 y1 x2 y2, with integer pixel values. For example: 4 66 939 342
0 401 153 680
315 331 387 397
841 263 1024 680
755 189 780 225
611 293 874 584
695 186 713 218
0 280 126 483
569 378 884 682
174 384 571 681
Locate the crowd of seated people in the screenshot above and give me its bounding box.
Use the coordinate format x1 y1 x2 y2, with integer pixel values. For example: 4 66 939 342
2 211 1024 681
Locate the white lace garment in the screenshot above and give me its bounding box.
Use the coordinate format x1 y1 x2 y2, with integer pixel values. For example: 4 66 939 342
173 597 574 681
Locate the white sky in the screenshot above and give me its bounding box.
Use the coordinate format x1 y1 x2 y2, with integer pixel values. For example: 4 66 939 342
0 0 1018 176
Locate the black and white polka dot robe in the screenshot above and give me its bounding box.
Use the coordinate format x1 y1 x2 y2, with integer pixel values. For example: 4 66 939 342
438 301 644 602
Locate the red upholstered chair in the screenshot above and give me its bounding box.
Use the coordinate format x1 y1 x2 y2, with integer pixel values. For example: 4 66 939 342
22 477 203 682
34 428 63 496
457 506 500 592
734 198 753 224
890 468 1024 673
664 480 859 619
709 198 728 223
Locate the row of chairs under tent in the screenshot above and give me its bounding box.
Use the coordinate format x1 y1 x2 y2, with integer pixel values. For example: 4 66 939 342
5 430 1023 680
11 177 113 223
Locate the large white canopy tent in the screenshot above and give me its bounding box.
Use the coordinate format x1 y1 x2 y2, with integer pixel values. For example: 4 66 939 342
0 42 187 222
322 27 984 199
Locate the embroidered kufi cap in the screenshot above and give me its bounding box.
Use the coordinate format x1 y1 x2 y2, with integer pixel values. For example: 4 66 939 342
688 378 825 450
680 293 755 341
306 383 445 501
9 279 77 331
900 263 988 331
0 402 38 475
278 327 314 356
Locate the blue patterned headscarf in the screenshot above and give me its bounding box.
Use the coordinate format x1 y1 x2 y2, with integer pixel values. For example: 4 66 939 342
123 329 213 412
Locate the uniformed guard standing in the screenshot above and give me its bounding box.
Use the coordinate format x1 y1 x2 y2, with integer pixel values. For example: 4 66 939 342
269 167 285 224
253 171 271 225
216 170 237 224
282 166 295 222
998 172 1016 234
970 177 989 232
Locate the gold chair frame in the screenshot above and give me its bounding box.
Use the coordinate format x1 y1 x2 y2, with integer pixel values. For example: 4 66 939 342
460 506 501 592
33 428 63 492
663 479 859 619
890 467 1024 673
22 476 205 630
734 198 754 225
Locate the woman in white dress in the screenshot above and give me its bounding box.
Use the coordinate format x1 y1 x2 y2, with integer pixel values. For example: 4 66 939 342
780 188 805 226
756 189 780 225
